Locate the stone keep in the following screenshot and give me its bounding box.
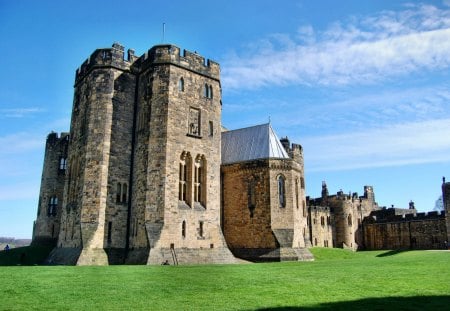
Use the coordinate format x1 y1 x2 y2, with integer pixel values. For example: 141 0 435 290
35 43 236 265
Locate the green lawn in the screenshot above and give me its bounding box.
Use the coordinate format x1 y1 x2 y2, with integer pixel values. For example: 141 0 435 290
0 248 448 310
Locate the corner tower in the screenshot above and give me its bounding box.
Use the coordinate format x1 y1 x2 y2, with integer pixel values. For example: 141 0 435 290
32 132 69 246
56 43 137 265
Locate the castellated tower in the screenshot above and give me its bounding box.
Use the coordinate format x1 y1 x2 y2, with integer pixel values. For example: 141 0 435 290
56 43 137 264
127 45 235 264
32 132 69 246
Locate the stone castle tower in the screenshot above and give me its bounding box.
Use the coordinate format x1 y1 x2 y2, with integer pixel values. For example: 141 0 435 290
34 43 236 265
33 132 69 245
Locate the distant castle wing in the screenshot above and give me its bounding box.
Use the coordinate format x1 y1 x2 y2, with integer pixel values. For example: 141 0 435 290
221 123 289 165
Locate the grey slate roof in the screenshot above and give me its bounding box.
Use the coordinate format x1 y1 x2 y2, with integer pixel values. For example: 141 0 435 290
221 123 290 165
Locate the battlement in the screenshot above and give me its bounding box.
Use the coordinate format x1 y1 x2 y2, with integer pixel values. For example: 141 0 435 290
364 208 445 224
46 132 70 145
75 43 135 85
134 44 220 80
309 205 331 213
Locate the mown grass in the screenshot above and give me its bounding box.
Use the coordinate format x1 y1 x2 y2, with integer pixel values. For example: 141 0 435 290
0 248 448 310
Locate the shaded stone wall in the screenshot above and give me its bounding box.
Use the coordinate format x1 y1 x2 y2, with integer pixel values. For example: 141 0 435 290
363 211 447 250
33 132 69 245
222 160 277 250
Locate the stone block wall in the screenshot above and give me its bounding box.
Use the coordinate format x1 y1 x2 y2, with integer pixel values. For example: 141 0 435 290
363 212 447 250
222 160 277 249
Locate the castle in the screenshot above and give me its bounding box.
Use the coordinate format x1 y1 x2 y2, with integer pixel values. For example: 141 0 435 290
32 43 449 265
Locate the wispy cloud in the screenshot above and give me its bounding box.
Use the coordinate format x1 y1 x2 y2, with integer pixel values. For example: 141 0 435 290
274 83 450 134
302 118 450 172
0 107 43 118
0 132 44 155
222 4 450 89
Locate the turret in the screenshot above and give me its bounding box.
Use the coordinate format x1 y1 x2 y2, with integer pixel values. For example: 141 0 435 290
32 132 69 246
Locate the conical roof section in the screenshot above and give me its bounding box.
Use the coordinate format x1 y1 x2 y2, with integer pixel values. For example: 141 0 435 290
221 123 290 165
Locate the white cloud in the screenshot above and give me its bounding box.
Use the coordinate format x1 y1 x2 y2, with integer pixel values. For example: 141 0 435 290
0 108 43 118
302 118 450 172
222 4 450 89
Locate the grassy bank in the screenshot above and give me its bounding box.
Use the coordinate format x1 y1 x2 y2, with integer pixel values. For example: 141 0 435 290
0 249 448 310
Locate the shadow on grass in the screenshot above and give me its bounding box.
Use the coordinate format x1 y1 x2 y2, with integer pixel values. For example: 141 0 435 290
255 295 450 311
376 249 411 257
0 246 53 266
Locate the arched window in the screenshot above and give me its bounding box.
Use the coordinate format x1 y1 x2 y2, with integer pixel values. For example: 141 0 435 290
48 196 58 216
59 158 67 170
178 77 184 92
116 183 122 203
122 183 127 203
182 221 186 238
204 83 209 98
247 180 256 217
348 214 352 226
199 221 204 238
194 155 207 207
277 175 286 208
209 121 214 136
116 183 128 203
179 152 192 206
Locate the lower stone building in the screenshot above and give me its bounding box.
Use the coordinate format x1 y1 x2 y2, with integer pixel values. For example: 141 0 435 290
307 179 449 251
221 124 312 261
363 208 447 250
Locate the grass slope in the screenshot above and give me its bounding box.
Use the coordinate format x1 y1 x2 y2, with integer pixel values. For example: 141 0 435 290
0 249 448 310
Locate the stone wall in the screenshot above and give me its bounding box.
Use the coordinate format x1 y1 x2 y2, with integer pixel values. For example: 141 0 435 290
363 210 447 250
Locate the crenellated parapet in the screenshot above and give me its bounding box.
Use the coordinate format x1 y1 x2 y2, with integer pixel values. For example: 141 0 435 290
364 208 445 224
133 44 220 81
75 42 135 85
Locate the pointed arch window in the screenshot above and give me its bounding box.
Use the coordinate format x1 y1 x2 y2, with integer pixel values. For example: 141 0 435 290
179 152 192 206
278 175 286 208
194 155 207 207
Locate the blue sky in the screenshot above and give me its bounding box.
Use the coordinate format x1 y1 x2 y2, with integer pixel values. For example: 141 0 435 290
1 0 450 238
